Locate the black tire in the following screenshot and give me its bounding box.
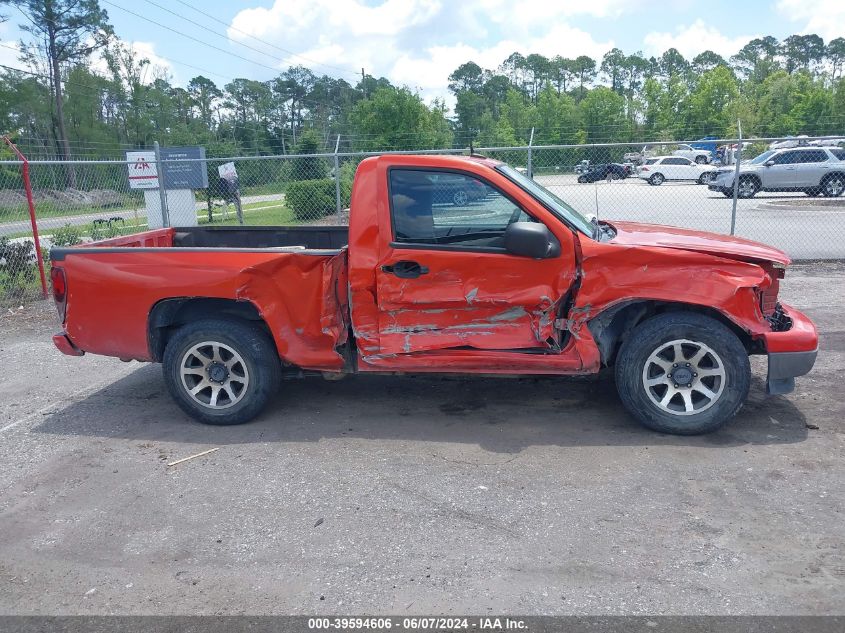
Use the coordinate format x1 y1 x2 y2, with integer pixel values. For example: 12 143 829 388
821 173 845 198
162 318 281 425
694 156 708 164
614 312 750 435
722 190 733 198
737 176 759 198
577 175 587 183
648 173 665 186
697 173 712 185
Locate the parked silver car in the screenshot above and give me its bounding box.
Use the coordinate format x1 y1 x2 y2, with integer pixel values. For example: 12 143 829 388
708 146 845 198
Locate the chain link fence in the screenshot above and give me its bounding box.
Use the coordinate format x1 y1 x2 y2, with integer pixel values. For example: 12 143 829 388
2 135 844 307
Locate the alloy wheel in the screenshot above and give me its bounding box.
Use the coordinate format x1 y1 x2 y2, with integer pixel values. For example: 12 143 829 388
642 339 726 416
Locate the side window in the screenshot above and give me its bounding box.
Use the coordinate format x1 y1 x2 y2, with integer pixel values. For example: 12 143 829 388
831 149 845 161
799 150 827 163
665 157 687 165
389 169 531 248
771 151 797 165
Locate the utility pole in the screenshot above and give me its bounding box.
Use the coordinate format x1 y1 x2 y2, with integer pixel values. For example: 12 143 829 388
362 68 367 97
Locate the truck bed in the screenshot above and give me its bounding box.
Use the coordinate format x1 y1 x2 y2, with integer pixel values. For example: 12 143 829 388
51 225 349 257
50 226 350 370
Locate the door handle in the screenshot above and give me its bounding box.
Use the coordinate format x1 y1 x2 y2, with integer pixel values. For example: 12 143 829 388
381 260 429 279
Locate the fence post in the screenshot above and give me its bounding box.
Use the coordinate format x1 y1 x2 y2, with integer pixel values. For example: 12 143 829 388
2 136 48 299
730 120 742 236
154 141 170 227
527 127 535 180
334 135 342 215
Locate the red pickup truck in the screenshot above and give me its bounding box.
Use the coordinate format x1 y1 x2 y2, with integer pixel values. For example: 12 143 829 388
49 154 818 435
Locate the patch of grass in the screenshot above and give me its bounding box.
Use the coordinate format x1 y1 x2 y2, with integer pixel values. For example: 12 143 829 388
199 200 295 226
0 195 142 222
241 183 288 197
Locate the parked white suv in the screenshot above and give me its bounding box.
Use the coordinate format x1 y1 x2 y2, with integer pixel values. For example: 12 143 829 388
708 147 845 198
637 156 715 185
673 144 712 164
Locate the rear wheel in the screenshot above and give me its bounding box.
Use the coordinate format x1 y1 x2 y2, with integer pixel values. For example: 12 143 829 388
648 173 665 185
694 156 708 164
697 172 713 184
615 312 750 435
577 175 587 183
163 318 281 425
821 174 845 197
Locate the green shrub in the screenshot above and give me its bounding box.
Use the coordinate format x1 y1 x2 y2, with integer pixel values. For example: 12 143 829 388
51 223 82 247
0 236 36 300
286 178 339 221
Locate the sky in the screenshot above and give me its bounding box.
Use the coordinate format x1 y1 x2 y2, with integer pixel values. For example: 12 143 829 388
2 0 845 109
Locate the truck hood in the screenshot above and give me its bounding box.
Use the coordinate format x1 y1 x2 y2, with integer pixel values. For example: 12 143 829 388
606 221 791 266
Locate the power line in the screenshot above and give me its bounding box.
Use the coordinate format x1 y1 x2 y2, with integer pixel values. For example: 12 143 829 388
154 0 360 80
101 0 281 73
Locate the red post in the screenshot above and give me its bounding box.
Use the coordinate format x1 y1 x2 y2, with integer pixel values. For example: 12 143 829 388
2 136 49 299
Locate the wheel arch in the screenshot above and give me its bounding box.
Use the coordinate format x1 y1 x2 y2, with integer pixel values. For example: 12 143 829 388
587 299 757 367
148 297 276 362
821 170 845 187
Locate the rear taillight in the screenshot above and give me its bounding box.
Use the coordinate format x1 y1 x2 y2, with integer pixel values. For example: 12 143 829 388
50 267 67 321
641 166 649 172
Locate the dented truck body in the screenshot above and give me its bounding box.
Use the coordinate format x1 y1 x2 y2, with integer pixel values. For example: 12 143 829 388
49 154 818 433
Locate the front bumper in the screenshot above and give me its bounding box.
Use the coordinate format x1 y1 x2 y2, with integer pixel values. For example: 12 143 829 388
762 303 818 394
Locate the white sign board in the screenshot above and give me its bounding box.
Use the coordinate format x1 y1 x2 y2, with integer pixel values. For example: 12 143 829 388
218 162 237 180
126 151 159 189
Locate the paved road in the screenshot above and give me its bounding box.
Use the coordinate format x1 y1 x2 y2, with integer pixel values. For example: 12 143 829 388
0 193 285 238
1 263 843 614
535 174 845 260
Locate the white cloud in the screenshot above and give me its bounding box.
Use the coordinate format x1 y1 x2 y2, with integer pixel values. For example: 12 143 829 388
0 21 23 69
644 19 757 59
776 0 845 41
228 0 616 107
89 39 174 82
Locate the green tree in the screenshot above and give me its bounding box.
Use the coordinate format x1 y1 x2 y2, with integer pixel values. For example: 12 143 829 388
291 130 328 180
684 66 739 135
10 0 112 184
579 86 628 141
349 86 452 151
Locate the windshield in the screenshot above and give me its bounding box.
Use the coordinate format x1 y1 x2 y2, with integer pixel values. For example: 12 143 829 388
496 164 595 237
750 150 776 164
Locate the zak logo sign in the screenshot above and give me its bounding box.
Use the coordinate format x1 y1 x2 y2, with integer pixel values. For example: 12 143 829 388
126 151 159 189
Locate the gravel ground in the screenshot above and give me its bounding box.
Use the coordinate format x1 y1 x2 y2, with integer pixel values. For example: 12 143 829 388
0 263 843 615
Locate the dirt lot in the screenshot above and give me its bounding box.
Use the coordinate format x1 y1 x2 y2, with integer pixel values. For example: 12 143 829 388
1 263 844 615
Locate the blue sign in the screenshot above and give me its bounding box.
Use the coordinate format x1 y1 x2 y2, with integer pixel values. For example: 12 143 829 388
161 146 208 189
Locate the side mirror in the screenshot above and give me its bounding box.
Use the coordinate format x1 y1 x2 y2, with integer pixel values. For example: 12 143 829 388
504 222 560 259
764 160 775 167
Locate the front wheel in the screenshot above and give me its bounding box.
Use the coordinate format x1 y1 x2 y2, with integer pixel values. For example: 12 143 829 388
695 156 708 164
577 175 587 183
822 174 845 197
163 318 281 425
737 176 759 198
615 312 750 435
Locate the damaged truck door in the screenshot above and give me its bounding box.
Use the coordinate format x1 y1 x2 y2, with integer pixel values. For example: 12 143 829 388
369 165 577 359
